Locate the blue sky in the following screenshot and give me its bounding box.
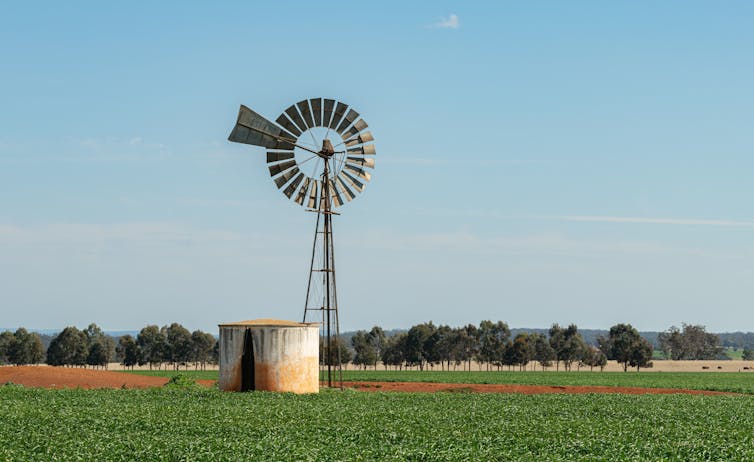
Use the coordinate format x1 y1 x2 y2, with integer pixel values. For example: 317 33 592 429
1 2 753 332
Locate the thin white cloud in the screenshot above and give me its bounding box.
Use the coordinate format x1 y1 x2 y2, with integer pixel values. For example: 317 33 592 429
560 215 754 228
380 156 545 167
432 14 459 29
343 229 711 259
379 156 449 166
0 222 243 247
57 136 171 163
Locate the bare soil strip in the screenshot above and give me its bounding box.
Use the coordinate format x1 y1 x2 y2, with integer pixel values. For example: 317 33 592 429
0 366 168 389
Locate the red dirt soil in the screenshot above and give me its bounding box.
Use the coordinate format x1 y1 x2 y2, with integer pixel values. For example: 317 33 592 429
0 366 169 389
0 367 737 395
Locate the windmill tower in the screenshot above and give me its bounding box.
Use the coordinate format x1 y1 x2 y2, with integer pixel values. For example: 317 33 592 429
228 98 375 387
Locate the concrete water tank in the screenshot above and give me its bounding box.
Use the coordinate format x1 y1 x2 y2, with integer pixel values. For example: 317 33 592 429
218 319 319 393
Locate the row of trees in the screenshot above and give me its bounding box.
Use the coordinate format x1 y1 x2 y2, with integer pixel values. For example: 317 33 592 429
657 324 724 360
46 324 116 368
3 321 736 371
341 321 653 372
118 323 217 370
0 328 45 365
2 323 219 370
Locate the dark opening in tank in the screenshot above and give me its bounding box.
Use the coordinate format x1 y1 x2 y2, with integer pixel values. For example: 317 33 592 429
241 328 255 391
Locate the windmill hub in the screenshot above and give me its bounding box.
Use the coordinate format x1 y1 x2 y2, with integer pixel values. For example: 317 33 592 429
319 139 335 158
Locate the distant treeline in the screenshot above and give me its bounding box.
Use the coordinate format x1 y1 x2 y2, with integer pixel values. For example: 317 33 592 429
2 321 752 370
0 323 218 369
343 329 754 353
335 322 751 372
333 322 648 372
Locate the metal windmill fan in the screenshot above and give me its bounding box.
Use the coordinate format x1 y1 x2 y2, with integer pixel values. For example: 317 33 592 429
228 98 376 388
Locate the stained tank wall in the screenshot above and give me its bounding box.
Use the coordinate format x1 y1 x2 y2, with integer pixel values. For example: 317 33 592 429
218 326 247 392
251 325 319 393
218 322 319 394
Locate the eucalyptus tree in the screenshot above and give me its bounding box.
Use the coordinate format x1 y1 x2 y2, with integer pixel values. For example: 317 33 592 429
549 324 586 371
0 331 15 365
137 325 167 369
367 326 387 369
381 333 407 370
405 322 436 370
478 320 510 370
191 330 216 370
599 323 653 372
46 327 87 366
532 333 556 370
84 323 115 368
658 324 722 360
116 335 141 370
351 330 378 370
8 328 44 365
164 323 193 369
508 333 535 371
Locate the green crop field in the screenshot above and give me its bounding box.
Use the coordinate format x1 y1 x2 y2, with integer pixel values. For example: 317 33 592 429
2 383 754 461
337 370 754 394
127 369 754 394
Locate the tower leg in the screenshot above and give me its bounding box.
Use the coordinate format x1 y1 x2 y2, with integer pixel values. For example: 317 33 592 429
302 159 342 389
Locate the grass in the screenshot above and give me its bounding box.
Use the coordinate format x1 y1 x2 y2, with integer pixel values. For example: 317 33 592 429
2 384 754 461
125 369 754 394
725 347 744 360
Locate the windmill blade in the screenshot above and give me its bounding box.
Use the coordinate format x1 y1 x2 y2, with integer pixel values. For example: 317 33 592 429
268 159 297 177
346 156 375 169
336 176 356 201
284 105 309 134
345 164 372 182
294 178 311 205
297 100 315 129
340 119 368 141
332 191 343 208
228 105 295 150
307 179 319 208
283 173 304 198
336 109 360 135
274 167 300 189
322 99 335 128
340 170 365 192
266 151 294 163
310 98 323 126
328 180 344 207
329 102 348 130
344 131 374 148
275 114 302 137
347 144 376 155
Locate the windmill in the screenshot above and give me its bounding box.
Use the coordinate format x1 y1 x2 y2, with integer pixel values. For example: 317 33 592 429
228 98 375 387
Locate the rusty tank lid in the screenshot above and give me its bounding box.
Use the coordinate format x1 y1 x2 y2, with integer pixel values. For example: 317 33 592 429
218 318 319 327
